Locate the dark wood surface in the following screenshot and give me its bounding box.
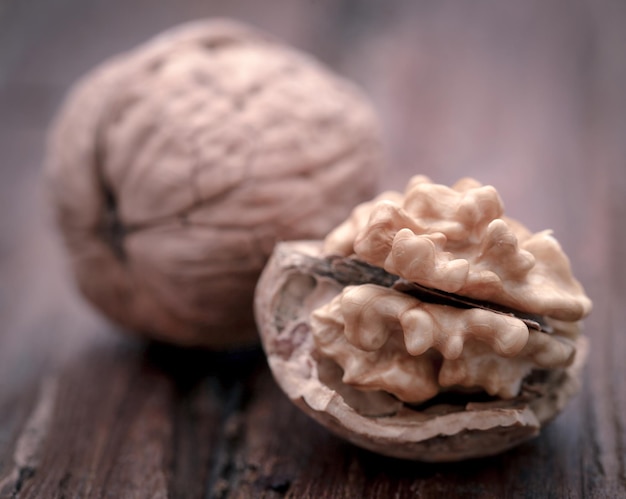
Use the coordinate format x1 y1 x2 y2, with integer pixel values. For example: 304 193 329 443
1 0 625 497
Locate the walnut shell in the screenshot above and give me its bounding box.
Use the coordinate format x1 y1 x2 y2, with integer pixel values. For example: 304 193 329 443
46 19 383 348
254 177 591 461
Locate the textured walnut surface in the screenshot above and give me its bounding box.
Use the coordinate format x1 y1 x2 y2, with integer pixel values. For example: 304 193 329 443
325 176 592 320
1 0 625 496
303 176 590 415
46 19 382 348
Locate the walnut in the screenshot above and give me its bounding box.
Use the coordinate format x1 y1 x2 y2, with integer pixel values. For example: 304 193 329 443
255 176 591 461
46 19 383 348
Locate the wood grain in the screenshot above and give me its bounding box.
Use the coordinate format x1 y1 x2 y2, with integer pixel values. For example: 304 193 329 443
1 0 625 497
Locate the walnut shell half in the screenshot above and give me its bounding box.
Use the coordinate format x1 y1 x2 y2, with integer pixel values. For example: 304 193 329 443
46 19 383 348
254 177 591 461
255 242 587 461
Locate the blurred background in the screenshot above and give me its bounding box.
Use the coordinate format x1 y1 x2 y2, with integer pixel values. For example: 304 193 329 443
2 0 624 256
0 0 624 496
1 0 623 353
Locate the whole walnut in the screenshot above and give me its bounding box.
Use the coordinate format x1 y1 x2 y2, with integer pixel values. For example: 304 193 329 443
46 19 383 348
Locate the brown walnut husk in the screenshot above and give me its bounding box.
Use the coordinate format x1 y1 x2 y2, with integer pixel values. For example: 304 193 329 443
46 19 383 348
254 177 591 461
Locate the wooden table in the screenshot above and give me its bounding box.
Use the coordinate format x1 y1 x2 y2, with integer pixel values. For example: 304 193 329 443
1 1 624 497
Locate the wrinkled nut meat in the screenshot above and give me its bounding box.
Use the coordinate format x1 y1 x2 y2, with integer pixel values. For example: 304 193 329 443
255 176 592 461
46 19 383 348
